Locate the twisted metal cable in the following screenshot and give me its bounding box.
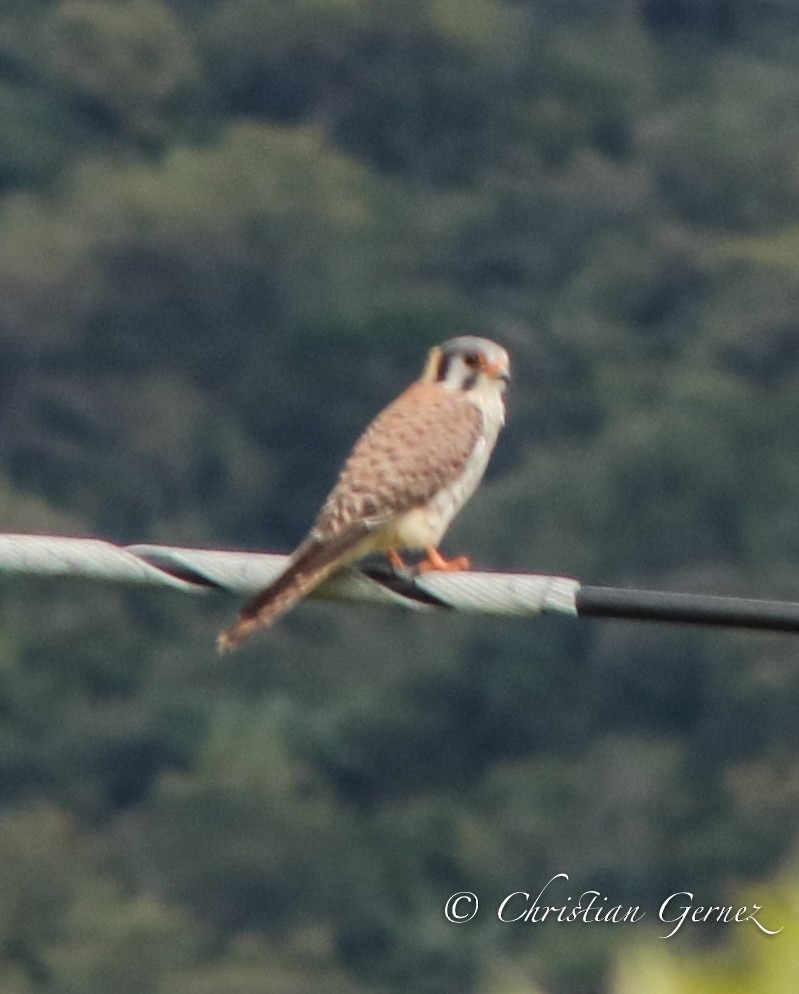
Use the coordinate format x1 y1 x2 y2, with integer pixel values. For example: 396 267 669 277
3 532 799 633
0 533 580 618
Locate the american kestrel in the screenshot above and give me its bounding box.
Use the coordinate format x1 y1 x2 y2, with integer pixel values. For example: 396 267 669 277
217 336 510 651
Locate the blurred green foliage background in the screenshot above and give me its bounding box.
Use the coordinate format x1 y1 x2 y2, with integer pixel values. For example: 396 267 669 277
1 0 799 991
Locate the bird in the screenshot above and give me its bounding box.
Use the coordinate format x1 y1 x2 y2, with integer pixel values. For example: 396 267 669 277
217 336 510 651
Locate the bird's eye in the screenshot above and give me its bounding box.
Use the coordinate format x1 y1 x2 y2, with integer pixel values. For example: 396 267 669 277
464 353 480 368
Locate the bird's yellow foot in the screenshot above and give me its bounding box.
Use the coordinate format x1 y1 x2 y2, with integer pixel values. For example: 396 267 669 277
387 549 408 571
417 546 471 573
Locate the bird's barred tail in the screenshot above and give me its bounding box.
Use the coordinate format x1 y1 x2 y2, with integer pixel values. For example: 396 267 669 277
216 560 337 653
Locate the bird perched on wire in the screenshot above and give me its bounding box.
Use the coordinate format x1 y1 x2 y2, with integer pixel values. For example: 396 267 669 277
217 336 510 651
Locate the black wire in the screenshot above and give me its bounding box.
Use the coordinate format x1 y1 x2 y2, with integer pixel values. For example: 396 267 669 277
576 585 799 633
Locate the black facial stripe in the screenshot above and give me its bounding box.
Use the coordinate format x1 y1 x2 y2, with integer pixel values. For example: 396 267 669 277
436 354 451 381
462 369 479 390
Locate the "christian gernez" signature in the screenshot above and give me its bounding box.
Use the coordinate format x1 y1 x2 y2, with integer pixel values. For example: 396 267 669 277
443 873 784 938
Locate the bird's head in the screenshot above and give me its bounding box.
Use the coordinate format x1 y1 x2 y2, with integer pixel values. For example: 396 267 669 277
422 336 511 393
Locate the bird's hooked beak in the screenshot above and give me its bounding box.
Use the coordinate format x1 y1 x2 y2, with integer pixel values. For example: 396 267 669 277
485 356 511 385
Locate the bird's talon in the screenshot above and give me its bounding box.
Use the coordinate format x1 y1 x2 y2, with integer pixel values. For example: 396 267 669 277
417 548 471 573
387 549 408 572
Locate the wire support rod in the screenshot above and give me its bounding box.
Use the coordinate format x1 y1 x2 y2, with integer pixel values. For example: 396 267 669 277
1 533 799 632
